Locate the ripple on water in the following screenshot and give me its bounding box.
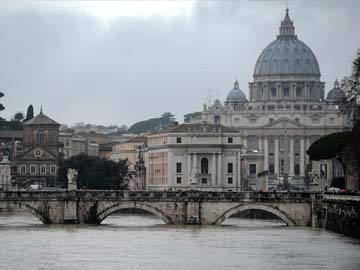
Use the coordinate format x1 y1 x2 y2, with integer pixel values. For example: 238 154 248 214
0 213 360 270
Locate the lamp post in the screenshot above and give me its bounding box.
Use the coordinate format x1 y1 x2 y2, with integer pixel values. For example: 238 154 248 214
136 145 145 190
239 145 248 192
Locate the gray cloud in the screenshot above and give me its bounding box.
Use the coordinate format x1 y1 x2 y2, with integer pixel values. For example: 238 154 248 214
1 1 359 126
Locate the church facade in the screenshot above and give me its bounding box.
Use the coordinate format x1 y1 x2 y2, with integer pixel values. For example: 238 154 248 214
16 110 60 189
197 9 348 190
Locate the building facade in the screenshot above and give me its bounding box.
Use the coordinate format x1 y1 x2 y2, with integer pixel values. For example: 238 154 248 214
0 156 12 191
109 136 147 171
199 9 348 190
146 123 242 191
16 110 60 188
59 132 99 159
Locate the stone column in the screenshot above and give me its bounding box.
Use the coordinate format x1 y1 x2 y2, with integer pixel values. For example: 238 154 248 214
300 137 305 176
258 136 263 153
277 83 281 100
212 154 216 186
291 83 296 100
289 137 294 176
217 153 222 189
237 151 241 191
193 153 197 170
264 137 269 172
187 153 192 184
274 137 279 175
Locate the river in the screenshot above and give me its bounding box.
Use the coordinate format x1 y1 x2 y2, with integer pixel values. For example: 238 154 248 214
0 213 359 270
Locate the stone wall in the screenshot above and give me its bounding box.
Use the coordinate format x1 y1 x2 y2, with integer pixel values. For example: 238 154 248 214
324 195 360 238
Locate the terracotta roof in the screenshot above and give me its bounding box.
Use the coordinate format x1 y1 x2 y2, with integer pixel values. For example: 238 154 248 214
126 136 147 143
23 112 60 126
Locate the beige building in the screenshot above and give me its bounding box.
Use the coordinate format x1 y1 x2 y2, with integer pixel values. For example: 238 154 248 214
146 123 242 191
196 9 348 190
109 136 147 170
59 132 99 159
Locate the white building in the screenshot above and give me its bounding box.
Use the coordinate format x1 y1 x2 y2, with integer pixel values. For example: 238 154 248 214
0 156 12 191
146 123 242 191
197 9 348 190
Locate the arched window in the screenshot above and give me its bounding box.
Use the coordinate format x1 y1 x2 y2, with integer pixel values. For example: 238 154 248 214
201 158 209 174
37 130 44 143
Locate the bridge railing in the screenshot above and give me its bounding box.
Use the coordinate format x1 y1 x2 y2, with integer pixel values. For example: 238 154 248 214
0 190 322 202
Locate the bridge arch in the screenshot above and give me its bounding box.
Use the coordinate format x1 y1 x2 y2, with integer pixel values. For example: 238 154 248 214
96 202 172 224
212 203 297 226
2 202 50 224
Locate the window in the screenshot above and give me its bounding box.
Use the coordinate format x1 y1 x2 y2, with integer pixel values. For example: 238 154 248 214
269 118 274 123
228 177 233 184
271 87 277 97
37 130 44 143
295 164 300 176
227 163 233 174
249 164 257 179
296 87 302 97
294 118 299 123
20 165 26 174
50 165 57 175
176 177 182 184
52 131 57 142
176 137 182 143
30 165 36 174
40 164 46 174
228 137 233 143
283 87 290 97
176 163 182 173
202 178 207 184
269 164 274 174
201 158 209 174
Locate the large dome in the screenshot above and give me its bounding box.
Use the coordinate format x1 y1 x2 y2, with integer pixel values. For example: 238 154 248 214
253 9 320 78
227 79 247 102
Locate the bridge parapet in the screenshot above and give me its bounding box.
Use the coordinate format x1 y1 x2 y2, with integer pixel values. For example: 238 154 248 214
0 190 322 202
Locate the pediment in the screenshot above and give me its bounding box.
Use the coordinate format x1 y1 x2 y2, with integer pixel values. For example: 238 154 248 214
18 146 58 161
262 117 305 128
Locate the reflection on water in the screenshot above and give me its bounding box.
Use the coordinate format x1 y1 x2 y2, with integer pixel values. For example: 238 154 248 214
0 213 360 270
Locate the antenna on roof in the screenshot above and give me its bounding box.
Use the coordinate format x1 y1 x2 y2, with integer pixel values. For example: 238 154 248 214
204 88 215 107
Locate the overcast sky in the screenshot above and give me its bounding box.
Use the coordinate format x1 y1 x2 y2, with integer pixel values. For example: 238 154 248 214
1 0 359 127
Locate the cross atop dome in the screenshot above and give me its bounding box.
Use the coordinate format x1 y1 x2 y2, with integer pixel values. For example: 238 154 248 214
278 7 296 38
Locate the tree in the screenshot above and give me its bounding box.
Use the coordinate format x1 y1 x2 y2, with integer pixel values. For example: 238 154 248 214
13 112 24 122
25 105 34 121
0 92 5 119
307 132 350 161
128 112 177 134
57 153 128 190
341 48 360 125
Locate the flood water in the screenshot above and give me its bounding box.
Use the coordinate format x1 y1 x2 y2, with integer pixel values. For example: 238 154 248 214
0 212 359 270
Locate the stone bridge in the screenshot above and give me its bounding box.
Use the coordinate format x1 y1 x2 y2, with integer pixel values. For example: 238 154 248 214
0 191 323 227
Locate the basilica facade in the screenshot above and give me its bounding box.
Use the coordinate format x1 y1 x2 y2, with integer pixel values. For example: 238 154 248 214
197 9 348 190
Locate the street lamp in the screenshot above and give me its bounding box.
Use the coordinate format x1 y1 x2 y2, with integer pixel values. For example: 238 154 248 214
239 145 248 192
